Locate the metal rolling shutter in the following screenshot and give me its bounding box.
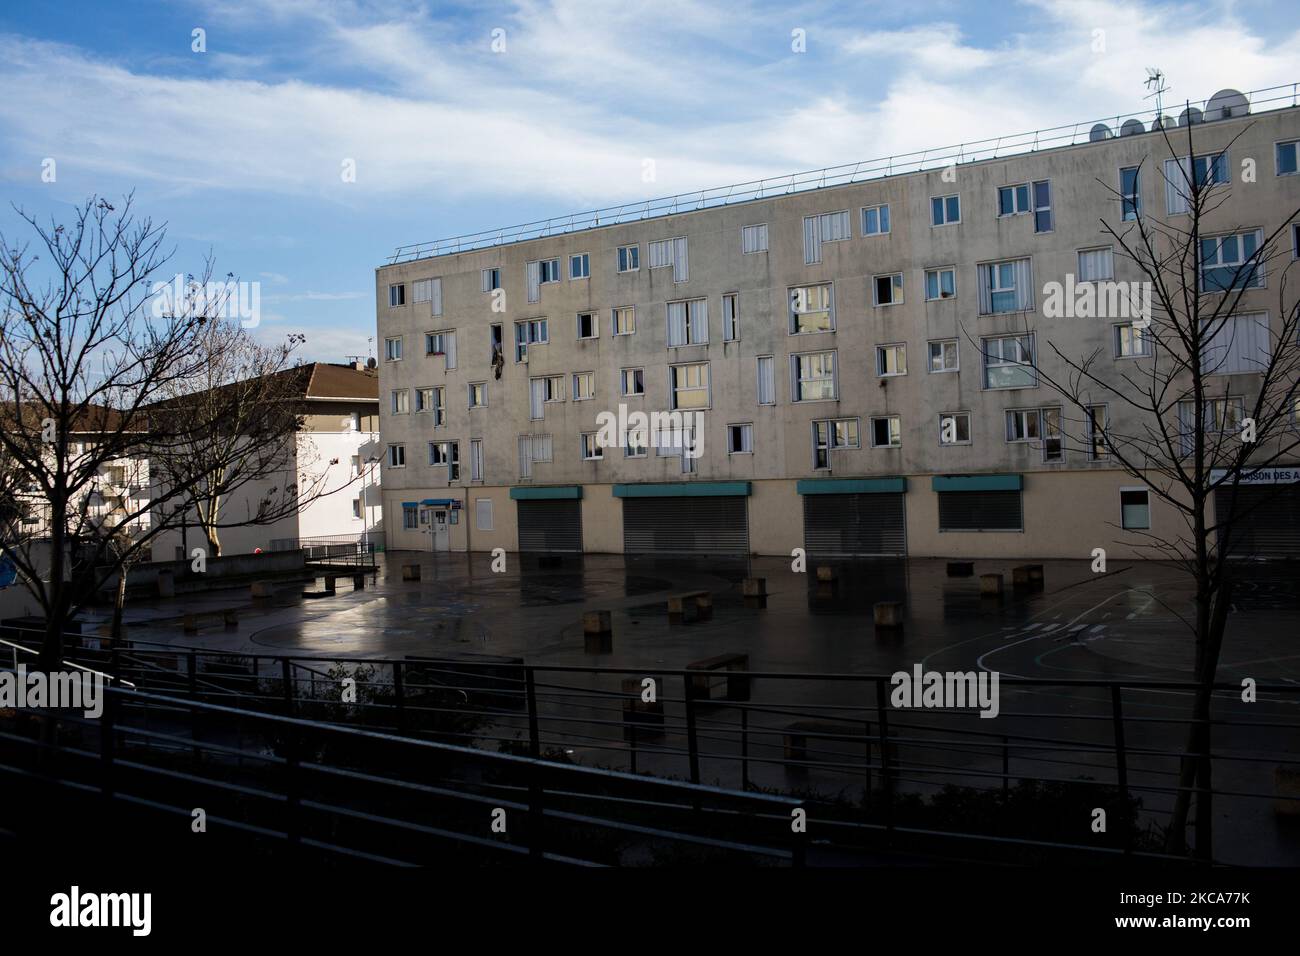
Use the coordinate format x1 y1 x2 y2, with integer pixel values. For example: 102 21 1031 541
622 496 749 555
938 490 1023 531
516 499 583 553
1215 485 1300 557
803 493 906 556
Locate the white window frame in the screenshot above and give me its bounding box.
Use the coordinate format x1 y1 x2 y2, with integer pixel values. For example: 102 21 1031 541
666 298 708 347
569 253 590 280
1120 166 1141 221
1120 486 1152 531
931 194 960 226
722 293 739 342
938 412 972 446
669 362 710 410
756 355 775 406
621 367 645 397
928 339 959 373
727 423 754 455
468 382 486 408
387 444 405 468
982 334 1037 390
791 350 838 403
388 284 405 308
577 311 599 340
384 336 402 361
572 372 595 402
391 389 409 415
481 268 501 293
617 245 640 273
1078 246 1115 282
471 439 484 481
741 223 768 254
515 318 548 363
1200 229 1265 293
788 283 835 334
580 432 604 461
925 267 956 301
538 258 561 284
875 343 907 377
1277 139 1299 177
613 306 635 336
1114 322 1153 359
870 415 902 449
872 273 904 307
998 183 1032 217
861 203 890 236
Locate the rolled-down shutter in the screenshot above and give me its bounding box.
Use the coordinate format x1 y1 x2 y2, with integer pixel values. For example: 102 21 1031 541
803 493 906 556
938 490 1023 531
517 499 582 553
1215 485 1300 557
622 496 748 555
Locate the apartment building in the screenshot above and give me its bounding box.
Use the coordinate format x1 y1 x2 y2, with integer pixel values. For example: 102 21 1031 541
374 93 1300 560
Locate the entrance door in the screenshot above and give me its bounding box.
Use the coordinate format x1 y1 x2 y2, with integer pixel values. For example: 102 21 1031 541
421 507 450 551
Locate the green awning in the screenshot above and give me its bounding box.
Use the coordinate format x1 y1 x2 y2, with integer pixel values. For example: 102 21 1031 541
797 478 907 495
931 474 1023 492
613 481 751 498
510 485 583 500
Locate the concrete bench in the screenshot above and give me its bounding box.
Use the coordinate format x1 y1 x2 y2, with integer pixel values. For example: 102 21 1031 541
873 601 904 630
668 590 712 624
946 561 974 577
182 609 239 634
323 573 367 594
687 652 749 701
250 581 277 599
621 676 665 729
980 573 1004 597
1013 564 1044 588
582 610 612 653
816 565 836 583
401 563 421 581
742 577 768 609
783 720 868 763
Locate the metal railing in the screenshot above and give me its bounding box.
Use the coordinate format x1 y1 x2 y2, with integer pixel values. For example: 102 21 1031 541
387 83 1299 263
11 633 1298 862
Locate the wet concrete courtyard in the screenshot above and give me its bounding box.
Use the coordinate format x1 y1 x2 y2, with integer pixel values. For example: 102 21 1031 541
93 551 1300 864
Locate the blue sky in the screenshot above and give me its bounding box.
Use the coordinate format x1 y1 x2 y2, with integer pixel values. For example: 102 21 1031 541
1 0 1297 361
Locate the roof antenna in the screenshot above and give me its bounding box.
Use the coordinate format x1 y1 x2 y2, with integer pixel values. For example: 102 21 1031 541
1144 67 1169 116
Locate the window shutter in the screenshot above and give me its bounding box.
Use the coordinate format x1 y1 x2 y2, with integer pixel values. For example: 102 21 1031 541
757 356 775 404
667 301 687 347
444 331 456 369
803 216 821 264
672 237 688 282
689 299 708 343
977 264 993 314
1014 258 1034 311
1165 158 1192 215
526 261 540 303
530 379 545 419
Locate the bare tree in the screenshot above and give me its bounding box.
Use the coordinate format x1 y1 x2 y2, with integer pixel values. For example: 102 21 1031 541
984 117 1300 858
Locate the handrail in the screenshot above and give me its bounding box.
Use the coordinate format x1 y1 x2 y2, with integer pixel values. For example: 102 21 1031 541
386 82 1300 264
0 636 135 689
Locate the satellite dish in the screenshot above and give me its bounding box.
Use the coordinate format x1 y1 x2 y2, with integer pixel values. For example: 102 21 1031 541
367 357 377 369
1179 105 1203 126
1205 89 1249 121
1088 123 1114 142
1120 118 1145 136
1150 114 1174 130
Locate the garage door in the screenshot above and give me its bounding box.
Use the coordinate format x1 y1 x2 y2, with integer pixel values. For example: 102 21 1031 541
516 499 583 553
622 496 749 555
1215 485 1300 557
803 493 906 556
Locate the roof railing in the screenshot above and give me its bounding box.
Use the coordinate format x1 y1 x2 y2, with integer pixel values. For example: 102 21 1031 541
387 82 1299 265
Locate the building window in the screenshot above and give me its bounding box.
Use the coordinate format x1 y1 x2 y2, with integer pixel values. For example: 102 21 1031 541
528 375 565 419
517 434 553 477
756 355 775 406
742 223 768 254
1086 405 1108 460
1201 312 1270 375
471 439 484 481
468 382 486 408
1120 488 1151 530
617 245 639 273
580 433 604 461
569 253 590 280
403 505 418 529
998 183 1031 217
389 284 405 308
577 312 598 339
979 258 1033 314
939 412 971 446
789 283 834 334
931 194 960 226
812 419 859 469
526 261 541 303
1200 230 1264 292
475 495 492 529
928 339 959 373
862 204 890 236
352 498 362 519
387 444 405 468
425 330 457 369
1006 407 1062 461
727 423 754 454
391 389 409 415
792 351 837 402
667 298 708 347
670 362 710 409
539 258 561 283
1165 152 1228 214
481 268 501 292
572 372 595 401
1120 166 1141 221
515 318 548 362
613 306 635 336
1179 398 1245 455
802 210 851 264
621 367 644 396
649 237 688 282
870 416 902 448
873 273 903 307
925 267 955 300
1114 322 1152 358
384 336 402 361
982 334 1036 389
1294 223 1300 259
1032 180 1052 232
416 387 432 414
721 293 739 342
1278 140 1299 176
432 387 446 426
875 343 906 376
1078 247 1114 281
624 429 647 458
413 277 443 315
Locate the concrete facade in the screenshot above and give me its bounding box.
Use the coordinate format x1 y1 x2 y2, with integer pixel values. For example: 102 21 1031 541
374 105 1300 558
